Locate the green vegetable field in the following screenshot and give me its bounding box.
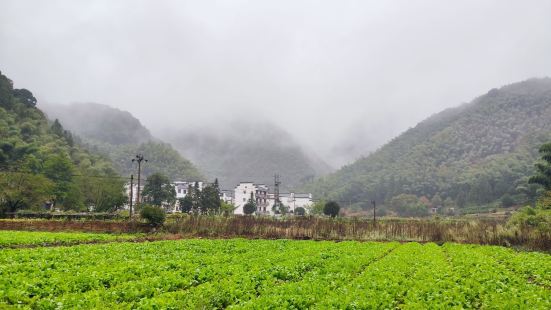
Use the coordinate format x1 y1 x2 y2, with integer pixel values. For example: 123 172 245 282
0 231 137 248
0 237 550 309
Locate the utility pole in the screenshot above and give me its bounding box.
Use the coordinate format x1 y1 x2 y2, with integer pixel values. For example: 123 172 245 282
129 174 134 217
132 154 147 212
274 174 281 213
371 200 376 223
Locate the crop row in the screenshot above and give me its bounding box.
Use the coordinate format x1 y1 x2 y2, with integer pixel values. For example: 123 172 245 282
0 230 138 248
0 239 549 309
473 244 551 288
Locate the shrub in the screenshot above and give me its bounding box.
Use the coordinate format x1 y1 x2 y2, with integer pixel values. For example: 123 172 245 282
243 202 256 215
501 194 515 208
140 205 166 227
294 207 306 216
323 201 340 218
508 206 551 234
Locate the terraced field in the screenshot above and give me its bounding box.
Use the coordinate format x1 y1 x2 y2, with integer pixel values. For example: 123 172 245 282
0 236 549 309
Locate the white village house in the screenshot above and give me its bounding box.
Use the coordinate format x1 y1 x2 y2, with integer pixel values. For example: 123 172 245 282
125 180 311 215
125 181 227 212
233 182 313 215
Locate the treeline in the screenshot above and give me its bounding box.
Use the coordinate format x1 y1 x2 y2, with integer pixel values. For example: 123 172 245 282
140 173 230 215
306 78 551 215
0 71 126 215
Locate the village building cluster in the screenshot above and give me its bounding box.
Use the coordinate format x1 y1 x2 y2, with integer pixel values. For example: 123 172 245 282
125 180 313 215
233 182 313 215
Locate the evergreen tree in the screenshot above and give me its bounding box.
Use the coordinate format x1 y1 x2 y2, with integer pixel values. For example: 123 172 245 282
200 181 221 214
50 119 64 137
181 195 193 213
192 182 202 213
529 142 551 190
243 192 257 215
323 201 340 218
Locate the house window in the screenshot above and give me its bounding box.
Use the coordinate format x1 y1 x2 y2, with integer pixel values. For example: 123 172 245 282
243 191 246 194
243 198 246 202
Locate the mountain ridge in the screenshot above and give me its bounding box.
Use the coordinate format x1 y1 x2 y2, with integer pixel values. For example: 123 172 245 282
305 77 551 213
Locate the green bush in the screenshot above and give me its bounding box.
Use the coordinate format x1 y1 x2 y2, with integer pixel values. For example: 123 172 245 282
294 207 306 216
243 202 256 215
508 206 551 234
140 205 166 227
323 201 340 218
501 194 515 208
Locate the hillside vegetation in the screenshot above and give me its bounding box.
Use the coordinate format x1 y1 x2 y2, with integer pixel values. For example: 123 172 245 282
0 71 126 213
41 103 203 181
306 78 551 214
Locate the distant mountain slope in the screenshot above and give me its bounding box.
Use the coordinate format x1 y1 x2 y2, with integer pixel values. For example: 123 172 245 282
306 78 551 211
41 103 203 181
161 122 333 191
41 103 152 145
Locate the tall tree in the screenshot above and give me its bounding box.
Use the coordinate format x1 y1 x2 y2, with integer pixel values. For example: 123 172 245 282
79 176 127 212
529 142 551 190
50 119 65 137
200 181 221 214
12 89 37 107
142 173 176 207
243 192 257 215
323 201 340 218
0 172 54 215
190 182 202 213
42 154 75 207
0 71 15 108
179 195 193 213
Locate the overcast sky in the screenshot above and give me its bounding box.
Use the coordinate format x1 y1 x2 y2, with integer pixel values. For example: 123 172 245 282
1 0 551 167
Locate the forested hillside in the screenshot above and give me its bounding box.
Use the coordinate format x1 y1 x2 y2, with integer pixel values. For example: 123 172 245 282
0 71 126 213
306 78 551 215
162 122 333 190
41 103 203 182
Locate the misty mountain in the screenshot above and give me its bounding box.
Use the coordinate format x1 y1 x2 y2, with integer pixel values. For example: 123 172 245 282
306 78 551 211
40 103 153 145
160 122 333 191
40 103 203 181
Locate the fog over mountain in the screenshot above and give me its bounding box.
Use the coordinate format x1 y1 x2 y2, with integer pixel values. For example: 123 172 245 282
41 102 331 190
160 121 333 190
2 1 551 167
